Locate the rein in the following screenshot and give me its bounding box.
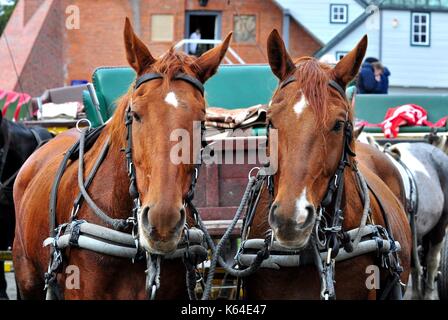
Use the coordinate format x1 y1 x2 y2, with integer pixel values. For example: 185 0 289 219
44 72 208 300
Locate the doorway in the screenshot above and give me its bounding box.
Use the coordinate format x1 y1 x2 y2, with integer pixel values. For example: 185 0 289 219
185 11 221 56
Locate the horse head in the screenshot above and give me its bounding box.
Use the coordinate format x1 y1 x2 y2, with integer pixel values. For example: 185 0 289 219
111 18 231 254
265 29 367 249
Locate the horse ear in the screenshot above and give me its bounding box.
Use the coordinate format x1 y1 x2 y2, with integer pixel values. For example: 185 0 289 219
194 32 232 83
124 17 155 74
353 125 365 139
267 29 295 81
332 35 368 87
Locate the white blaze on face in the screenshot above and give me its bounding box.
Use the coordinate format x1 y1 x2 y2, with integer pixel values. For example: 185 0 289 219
164 92 179 108
293 94 307 117
295 188 312 225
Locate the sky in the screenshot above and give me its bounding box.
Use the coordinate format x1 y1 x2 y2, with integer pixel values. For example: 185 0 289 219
0 0 15 6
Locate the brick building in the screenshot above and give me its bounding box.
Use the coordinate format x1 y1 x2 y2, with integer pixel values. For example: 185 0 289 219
0 0 322 96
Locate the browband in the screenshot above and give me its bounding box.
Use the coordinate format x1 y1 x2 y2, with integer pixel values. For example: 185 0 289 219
279 75 347 100
134 72 205 96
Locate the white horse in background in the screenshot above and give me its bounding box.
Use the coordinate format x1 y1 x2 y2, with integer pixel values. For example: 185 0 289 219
356 130 448 300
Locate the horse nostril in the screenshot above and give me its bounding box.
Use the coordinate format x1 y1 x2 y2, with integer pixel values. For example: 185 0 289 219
298 205 315 228
141 206 151 230
180 207 186 220
269 203 279 226
177 207 186 229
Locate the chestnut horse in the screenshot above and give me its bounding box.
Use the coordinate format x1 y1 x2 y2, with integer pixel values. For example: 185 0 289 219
13 18 231 299
243 31 411 299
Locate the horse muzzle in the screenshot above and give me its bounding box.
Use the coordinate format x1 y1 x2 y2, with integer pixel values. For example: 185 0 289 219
269 202 316 249
138 205 186 254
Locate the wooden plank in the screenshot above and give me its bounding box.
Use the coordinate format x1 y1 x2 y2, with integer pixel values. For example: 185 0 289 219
198 207 240 221
0 251 12 261
205 164 219 207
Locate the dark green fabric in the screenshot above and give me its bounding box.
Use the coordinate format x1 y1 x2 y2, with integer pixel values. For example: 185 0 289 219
83 65 279 127
204 65 278 109
363 126 446 133
92 67 136 118
17 102 31 121
3 100 18 120
355 94 448 132
0 96 6 111
83 91 102 128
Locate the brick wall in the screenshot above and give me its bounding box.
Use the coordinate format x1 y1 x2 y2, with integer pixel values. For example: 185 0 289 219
289 19 322 60
64 0 133 84
1 0 322 93
18 0 64 96
65 0 322 83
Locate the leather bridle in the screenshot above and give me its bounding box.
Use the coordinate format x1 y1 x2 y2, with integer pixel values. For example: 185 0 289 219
125 72 207 227
45 71 208 300
265 75 357 256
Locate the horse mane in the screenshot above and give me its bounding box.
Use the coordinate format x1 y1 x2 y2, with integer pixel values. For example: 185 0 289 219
108 49 200 150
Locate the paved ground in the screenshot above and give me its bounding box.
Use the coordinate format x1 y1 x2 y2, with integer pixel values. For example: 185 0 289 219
6 273 16 300
3 271 438 300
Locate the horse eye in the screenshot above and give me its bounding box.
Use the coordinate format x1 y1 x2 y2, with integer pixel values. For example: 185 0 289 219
132 111 141 122
332 121 343 132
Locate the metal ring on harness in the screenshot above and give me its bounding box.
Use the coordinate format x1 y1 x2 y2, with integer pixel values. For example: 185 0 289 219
76 119 92 132
248 167 261 180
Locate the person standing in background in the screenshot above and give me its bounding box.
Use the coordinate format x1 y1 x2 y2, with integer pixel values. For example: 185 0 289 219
189 28 201 56
357 57 391 94
371 61 391 94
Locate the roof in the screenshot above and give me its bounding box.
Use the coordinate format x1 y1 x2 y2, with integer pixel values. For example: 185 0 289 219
274 0 367 44
314 10 374 57
381 0 448 11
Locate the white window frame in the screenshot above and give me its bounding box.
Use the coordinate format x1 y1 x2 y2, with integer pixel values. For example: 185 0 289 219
335 51 349 61
411 12 430 47
330 4 348 24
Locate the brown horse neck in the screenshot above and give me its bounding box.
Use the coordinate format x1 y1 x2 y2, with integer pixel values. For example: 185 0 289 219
81 116 133 220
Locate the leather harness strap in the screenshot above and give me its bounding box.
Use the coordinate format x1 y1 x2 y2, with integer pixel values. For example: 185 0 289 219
134 72 205 96
280 75 347 100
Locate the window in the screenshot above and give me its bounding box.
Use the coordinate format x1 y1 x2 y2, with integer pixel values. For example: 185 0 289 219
335 51 348 61
233 15 256 43
330 4 348 24
411 12 430 46
151 15 174 42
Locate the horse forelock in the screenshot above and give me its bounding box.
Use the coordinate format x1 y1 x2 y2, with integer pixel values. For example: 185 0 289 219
276 57 351 127
108 49 201 150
